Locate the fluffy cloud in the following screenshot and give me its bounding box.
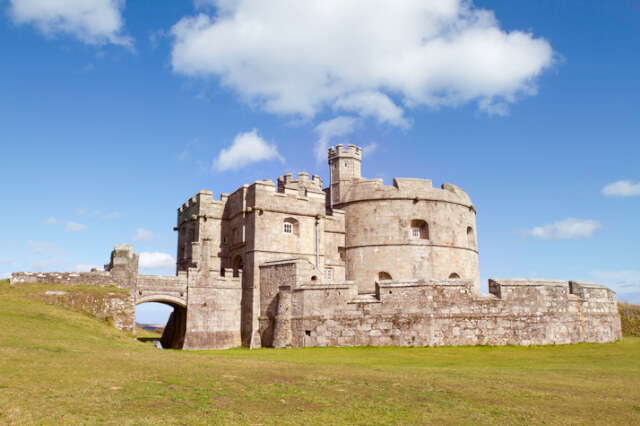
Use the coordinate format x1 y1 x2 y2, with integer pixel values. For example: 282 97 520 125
43 217 60 225
602 180 640 197
525 218 602 241
139 252 176 271
63 221 86 232
213 129 284 172
314 116 359 162
132 228 154 242
170 0 553 122
25 240 59 255
8 0 132 47
333 91 411 128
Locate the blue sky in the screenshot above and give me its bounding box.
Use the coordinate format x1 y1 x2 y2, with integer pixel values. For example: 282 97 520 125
1 0 638 323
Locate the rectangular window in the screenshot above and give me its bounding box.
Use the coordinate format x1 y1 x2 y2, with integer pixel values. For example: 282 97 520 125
411 227 420 238
324 268 333 280
283 222 293 234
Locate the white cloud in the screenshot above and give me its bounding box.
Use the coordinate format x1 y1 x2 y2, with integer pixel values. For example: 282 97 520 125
103 211 122 219
132 228 155 242
602 180 640 197
1 272 11 279
73 264 102 272
31 257 62 271
63 221 86 232
8 0 132 47
139 252 176 271
314 116 359 162
43 217 60 225
213 129 284 172
170 0 553 122
524 218 602 241
25 241 59 255
362 142 378 157
334 91 411 128
75 207 88 215
591 269 640 304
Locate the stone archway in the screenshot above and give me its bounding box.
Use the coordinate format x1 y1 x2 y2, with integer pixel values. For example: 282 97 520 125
135 298 187 349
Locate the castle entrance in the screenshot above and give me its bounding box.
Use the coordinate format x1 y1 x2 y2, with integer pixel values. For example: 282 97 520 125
135 299 187 349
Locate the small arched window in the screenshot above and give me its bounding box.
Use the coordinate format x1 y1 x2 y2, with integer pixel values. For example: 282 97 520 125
378 271 392 281
410 220 429 240
467 226 476 249
283 218 300 236
344 161 349 168
449 273 461 279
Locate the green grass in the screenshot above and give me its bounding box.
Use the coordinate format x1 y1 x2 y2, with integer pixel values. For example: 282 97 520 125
1 279 640 424
136 327 163 339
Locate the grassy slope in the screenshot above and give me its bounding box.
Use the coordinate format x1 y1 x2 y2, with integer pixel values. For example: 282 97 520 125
619 302 640 336
1 280 639 425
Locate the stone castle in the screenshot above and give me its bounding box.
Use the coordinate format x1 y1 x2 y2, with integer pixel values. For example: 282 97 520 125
11 144 622 349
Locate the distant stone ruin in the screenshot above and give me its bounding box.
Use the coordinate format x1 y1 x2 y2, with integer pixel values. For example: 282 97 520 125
10 144 622 349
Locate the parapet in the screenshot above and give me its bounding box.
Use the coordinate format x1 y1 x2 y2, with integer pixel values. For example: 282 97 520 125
340 176 474 208
569 281 615 301
328 144 362 161
277 172 323 194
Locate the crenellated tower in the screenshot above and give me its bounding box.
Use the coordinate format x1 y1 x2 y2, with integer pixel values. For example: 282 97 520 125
328 144 362 206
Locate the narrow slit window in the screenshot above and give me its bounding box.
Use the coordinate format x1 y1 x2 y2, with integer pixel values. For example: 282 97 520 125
324 268 333 281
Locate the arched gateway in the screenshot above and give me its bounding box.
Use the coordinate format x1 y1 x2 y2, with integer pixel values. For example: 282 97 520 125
105 244 244 350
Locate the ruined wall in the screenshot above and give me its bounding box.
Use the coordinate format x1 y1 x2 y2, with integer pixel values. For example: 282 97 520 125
10 245 141 335
38 289 135 334
11 271 117 286
259 260 621 348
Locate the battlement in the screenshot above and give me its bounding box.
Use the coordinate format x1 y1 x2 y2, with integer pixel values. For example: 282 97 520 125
328 144 362 160
277 172 323 193
341 177 474 207
261 274 621 348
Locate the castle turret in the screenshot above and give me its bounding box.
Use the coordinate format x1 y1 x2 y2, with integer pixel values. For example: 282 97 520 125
328 144 362 206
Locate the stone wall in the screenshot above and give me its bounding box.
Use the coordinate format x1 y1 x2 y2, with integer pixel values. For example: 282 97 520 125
183 271 243 350
13 284 136 335
11 271 116 286
260 260 621 348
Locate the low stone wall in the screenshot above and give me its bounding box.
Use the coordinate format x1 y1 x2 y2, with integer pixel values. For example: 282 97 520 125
33 288 135 334
261 261 621 348
10 271 116 286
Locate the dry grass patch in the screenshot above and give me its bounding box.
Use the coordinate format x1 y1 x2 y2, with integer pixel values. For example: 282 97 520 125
619 302 640 336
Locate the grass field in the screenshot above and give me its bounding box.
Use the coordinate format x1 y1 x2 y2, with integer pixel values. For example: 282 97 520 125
1 280 639 425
